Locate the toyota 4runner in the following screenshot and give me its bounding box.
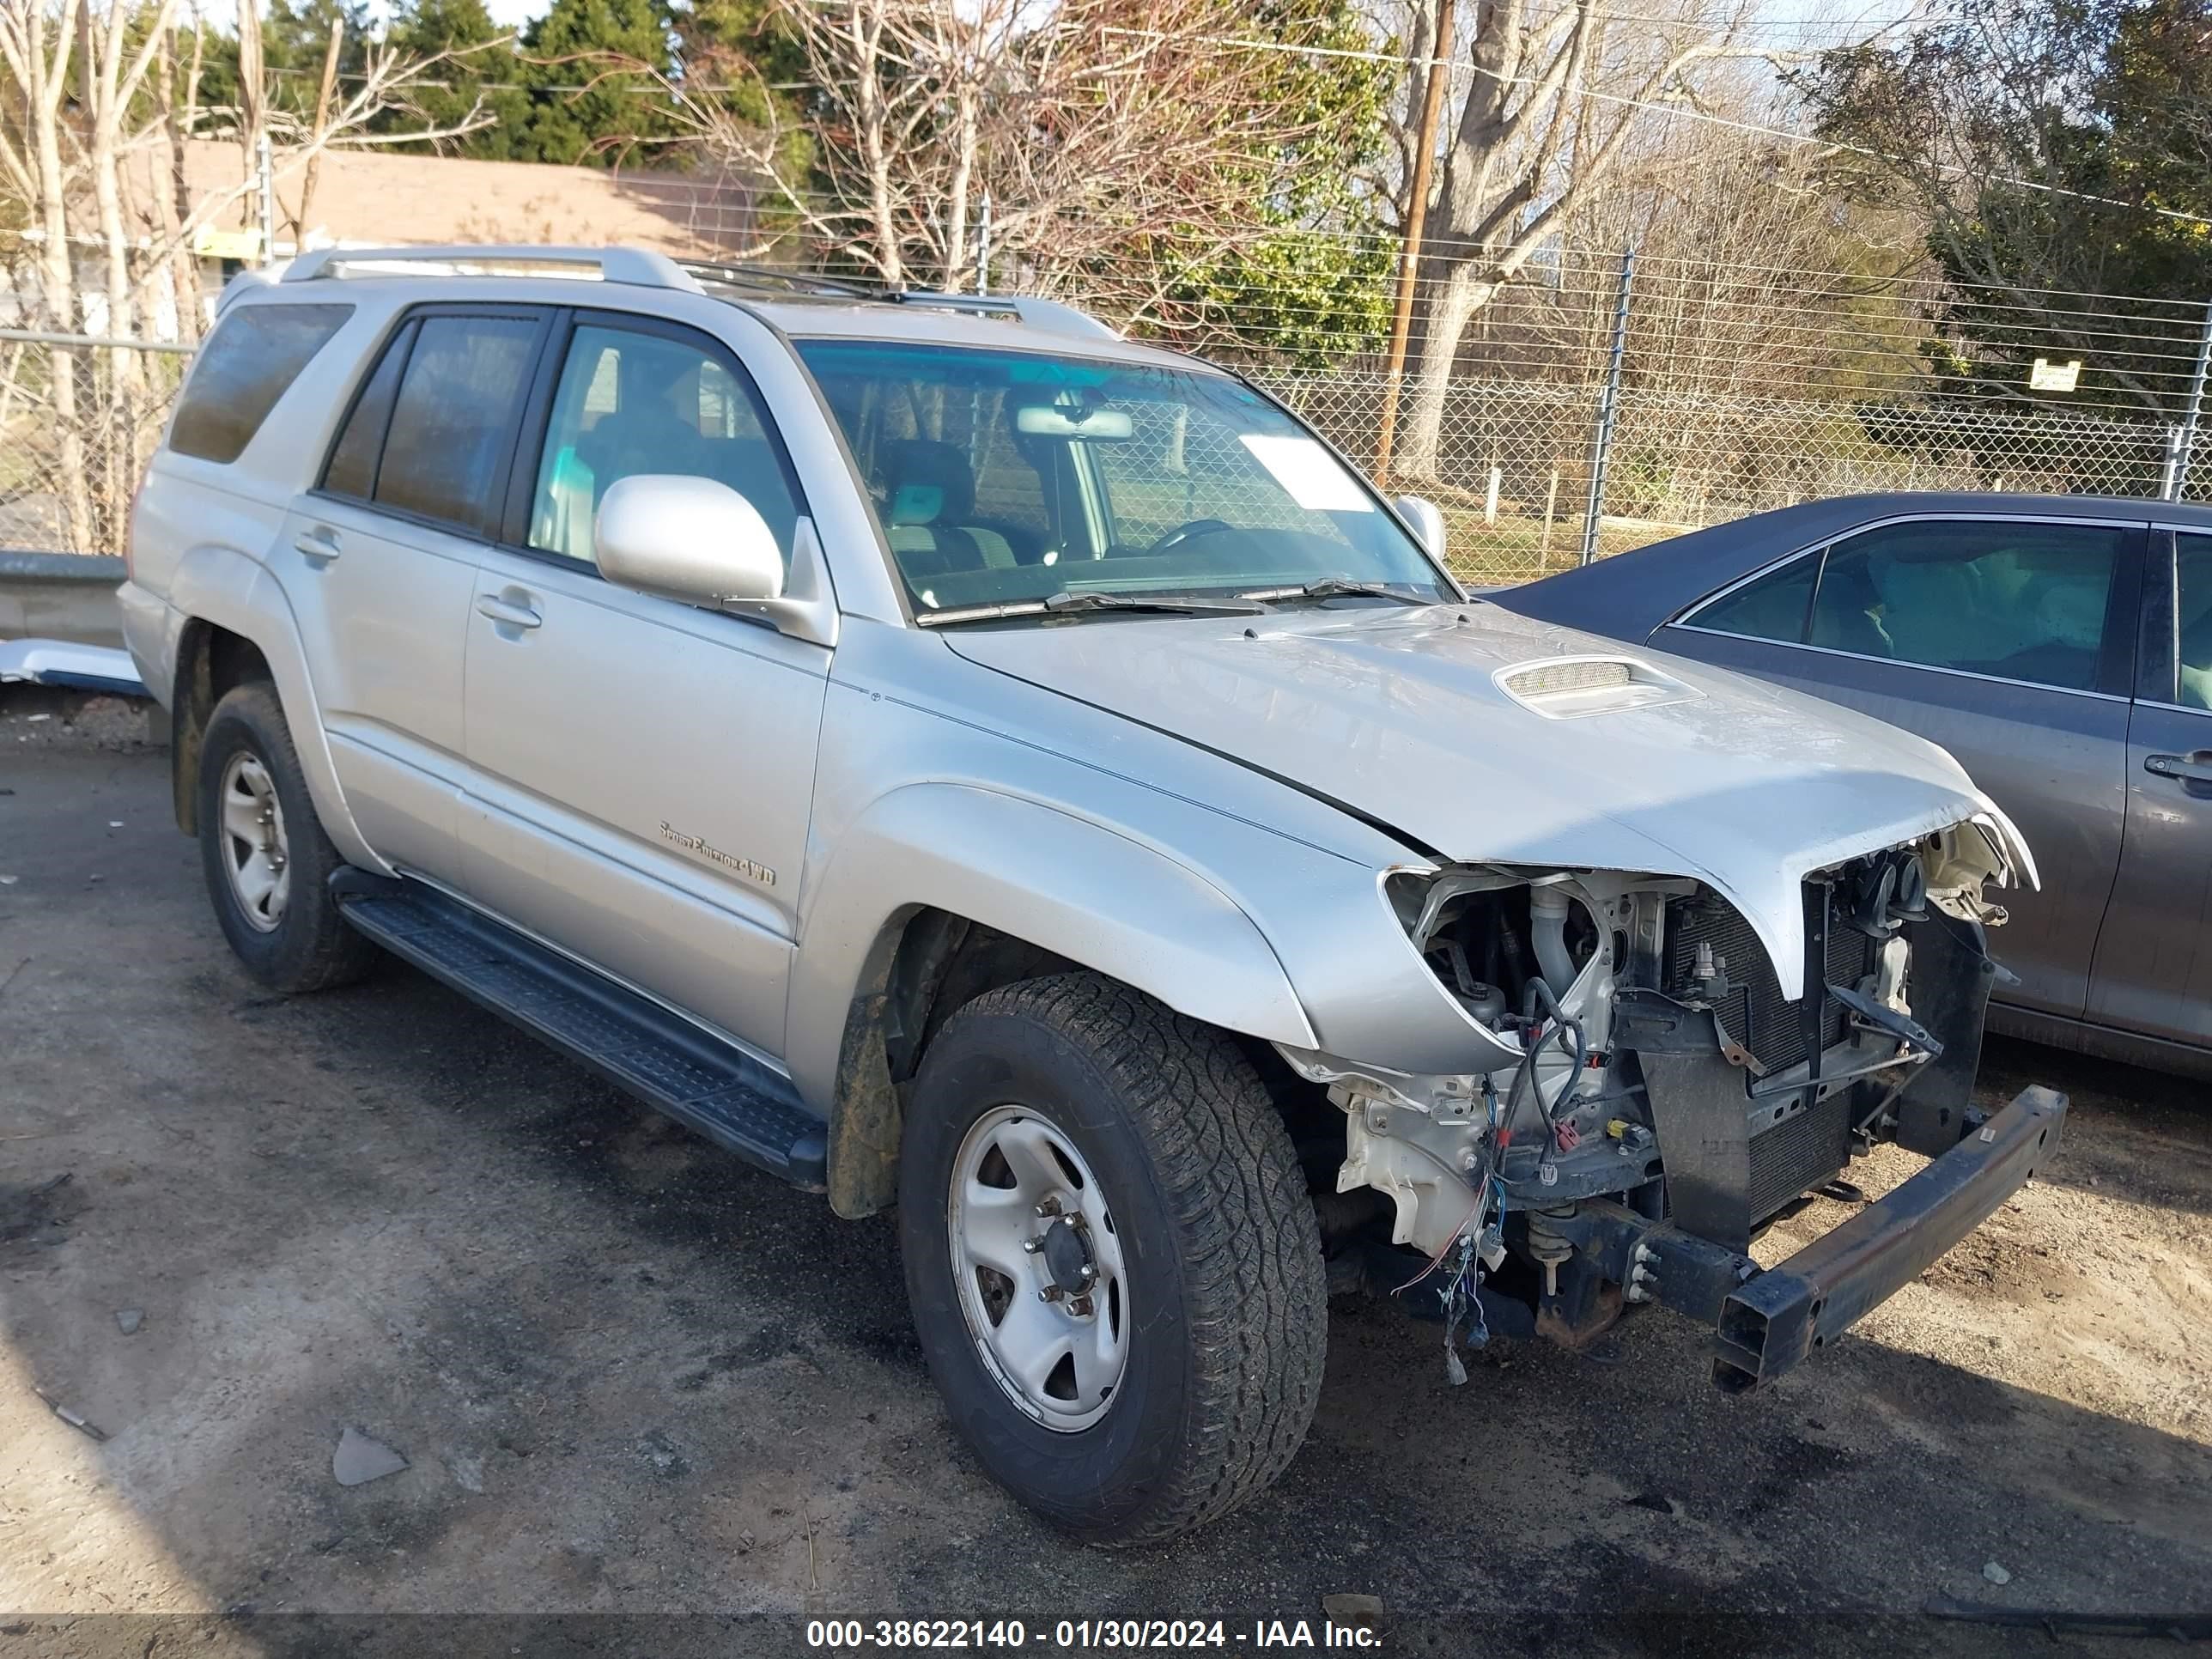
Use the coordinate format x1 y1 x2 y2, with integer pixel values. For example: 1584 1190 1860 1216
120 245 2066 1545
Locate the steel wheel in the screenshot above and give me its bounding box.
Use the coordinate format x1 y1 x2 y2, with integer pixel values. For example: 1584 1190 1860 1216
948 1103 1130 1432
218 750 291 933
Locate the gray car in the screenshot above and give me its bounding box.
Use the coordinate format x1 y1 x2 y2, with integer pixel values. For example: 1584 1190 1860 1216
1495 492 2212 1078
120 252 2064 1543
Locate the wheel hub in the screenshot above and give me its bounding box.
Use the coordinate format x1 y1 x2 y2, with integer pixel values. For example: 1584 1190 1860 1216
1039 1214 1096 1296
947 1104 1130 1431
218 750 292 933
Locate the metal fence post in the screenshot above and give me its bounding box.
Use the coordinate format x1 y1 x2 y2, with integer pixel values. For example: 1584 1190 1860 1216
1579 247 1636 567
256 132 276 264
2169 296 2212 502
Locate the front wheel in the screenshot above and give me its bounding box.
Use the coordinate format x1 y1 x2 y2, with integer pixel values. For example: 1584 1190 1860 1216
898 974 1326 1546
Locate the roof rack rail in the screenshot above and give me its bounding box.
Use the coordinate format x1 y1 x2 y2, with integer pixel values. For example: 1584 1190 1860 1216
890 290 1120 341
282 245 702 293
672 259 882 301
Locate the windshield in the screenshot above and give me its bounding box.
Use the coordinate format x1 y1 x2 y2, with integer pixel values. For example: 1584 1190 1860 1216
793 339 1449 617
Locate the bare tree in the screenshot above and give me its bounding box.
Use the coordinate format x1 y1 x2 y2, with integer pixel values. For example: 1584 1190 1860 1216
1389 0 1778 479
0 0 92 547
1 0 501 551
645 0 1345 313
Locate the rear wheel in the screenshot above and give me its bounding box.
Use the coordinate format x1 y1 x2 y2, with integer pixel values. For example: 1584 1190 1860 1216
898 973 1326 1545
197 681 378 993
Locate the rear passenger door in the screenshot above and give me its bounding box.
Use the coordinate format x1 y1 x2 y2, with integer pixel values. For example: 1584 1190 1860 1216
283 305 550 881
1661 514 2144 1021
2087 528 2212 1048
457 311 825 1056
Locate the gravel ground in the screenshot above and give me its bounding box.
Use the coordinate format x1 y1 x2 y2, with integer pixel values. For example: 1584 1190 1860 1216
2 701 2207 1658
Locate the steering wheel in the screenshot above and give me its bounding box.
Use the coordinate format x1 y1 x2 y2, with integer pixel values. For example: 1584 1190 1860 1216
1149 518 1235 555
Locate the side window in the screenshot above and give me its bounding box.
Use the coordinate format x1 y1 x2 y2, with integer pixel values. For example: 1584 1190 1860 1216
1685 551 1818 642
1807 519 2129 692
319 323 411 500
2179 532 2212 711
529 323 802 567
168 303 352 463
374 314 541 534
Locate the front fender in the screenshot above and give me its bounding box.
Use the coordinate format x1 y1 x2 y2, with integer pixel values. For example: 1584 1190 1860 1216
784 781 1320 1120
168 544 383 872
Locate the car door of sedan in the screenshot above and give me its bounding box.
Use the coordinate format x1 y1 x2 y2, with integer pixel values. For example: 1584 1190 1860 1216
2087 528 2212 1052
1657 514 2146 1024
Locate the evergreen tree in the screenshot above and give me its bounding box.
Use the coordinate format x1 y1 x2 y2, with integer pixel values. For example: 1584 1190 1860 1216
383 0 533 158
261 0 373 118
520 0 676 166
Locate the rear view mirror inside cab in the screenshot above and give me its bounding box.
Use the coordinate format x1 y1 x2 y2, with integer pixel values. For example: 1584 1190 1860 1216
1013 403 1133 440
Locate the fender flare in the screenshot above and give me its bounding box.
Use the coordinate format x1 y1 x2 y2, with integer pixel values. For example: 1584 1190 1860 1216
168 544 384 872
785 783 1320 1215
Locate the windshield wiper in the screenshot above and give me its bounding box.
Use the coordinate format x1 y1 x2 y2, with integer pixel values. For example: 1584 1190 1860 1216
1236 577 1431 605
1042 589 1263 616
915 590 1263 627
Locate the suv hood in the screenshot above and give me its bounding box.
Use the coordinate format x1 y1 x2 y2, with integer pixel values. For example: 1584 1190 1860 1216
945 602 2033 1000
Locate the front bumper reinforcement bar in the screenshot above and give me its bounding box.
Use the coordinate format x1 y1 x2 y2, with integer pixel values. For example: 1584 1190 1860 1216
1709 1085 2068 1393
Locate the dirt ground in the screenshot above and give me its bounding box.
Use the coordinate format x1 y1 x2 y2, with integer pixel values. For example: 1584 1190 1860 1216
2 693 2208 1658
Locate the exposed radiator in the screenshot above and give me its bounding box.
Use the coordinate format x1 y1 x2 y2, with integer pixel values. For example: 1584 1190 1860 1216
1747 1092 1853 1221
1666 889 1875 1075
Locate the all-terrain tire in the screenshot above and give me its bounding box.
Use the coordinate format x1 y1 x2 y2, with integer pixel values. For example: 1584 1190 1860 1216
197 680 379 994
898 972 1327 1546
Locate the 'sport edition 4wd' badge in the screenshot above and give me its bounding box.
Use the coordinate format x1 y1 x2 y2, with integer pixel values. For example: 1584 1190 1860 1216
659 821 776 887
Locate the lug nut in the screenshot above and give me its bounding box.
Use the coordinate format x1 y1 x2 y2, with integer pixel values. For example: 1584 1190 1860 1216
1021 1237 1042 1254
1038 1286 1062 1303
1035 1197 1061 1218
1067 1297 1093 1317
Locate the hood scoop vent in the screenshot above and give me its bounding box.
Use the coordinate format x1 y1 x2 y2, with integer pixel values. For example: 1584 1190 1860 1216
1494 654 1698 720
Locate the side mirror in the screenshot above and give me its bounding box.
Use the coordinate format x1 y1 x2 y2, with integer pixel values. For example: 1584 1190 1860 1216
595 474 783 607
1393 494 1447 563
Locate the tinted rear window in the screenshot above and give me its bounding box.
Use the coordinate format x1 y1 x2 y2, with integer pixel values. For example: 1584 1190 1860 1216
321 324 412 500
168 304 353 463
373 314 540 532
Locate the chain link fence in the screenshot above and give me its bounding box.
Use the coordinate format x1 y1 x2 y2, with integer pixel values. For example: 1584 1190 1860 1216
1264 368 2203 586
0 331 193 557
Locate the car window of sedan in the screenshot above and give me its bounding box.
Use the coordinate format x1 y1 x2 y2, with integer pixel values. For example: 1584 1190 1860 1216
1802 520 2128 693
2179 532 2212 711
1684 551 1819 642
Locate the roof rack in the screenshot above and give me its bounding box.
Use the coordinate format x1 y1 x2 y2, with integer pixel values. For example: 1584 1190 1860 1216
276 244 1121 342
890 290 1121 341
282 245 702 292
672 259 880 301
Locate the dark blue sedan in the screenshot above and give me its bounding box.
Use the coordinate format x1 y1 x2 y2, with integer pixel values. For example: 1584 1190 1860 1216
1491 491 2212 1077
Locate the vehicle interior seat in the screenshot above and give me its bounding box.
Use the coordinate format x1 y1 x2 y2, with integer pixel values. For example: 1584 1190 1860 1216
1869 553 1979 664
878 439 1018 577
1810 553 1897 658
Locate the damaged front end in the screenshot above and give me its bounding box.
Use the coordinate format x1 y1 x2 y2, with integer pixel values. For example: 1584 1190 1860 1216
1282 822 2066 1390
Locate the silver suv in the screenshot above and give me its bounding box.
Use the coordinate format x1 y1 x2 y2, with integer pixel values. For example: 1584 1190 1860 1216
121 246 2065 1544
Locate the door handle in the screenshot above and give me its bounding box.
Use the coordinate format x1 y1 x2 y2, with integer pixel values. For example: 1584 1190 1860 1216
2144 750 2212 795
475 592 543 630
294 525 341 562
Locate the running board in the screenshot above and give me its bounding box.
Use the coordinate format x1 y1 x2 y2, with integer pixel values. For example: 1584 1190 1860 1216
333 872 826 1190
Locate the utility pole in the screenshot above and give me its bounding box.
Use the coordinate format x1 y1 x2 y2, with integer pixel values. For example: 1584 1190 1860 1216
2169 295 2212 502
1372 0 1453 481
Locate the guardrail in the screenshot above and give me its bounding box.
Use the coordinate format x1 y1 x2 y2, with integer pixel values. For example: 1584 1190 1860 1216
0 550 129 648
